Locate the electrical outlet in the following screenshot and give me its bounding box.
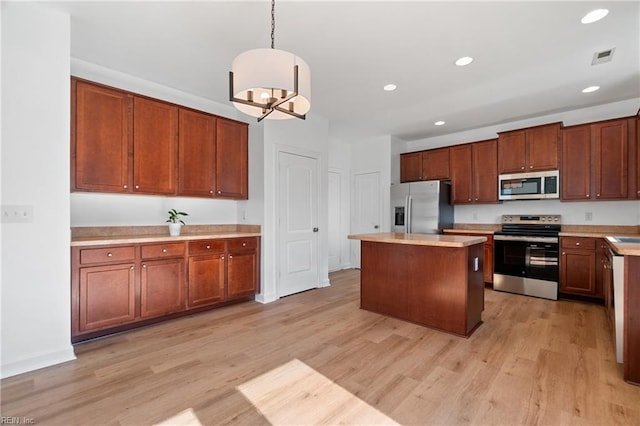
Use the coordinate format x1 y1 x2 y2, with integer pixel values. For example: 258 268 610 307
1 205 34 223
585 212 593 221
474 257 479 271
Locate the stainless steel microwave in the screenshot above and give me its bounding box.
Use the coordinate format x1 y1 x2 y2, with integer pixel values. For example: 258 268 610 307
498 170 560 200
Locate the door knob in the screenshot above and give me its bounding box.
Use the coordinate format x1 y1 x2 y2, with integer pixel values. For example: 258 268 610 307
313 227 319 232
374 225 379 229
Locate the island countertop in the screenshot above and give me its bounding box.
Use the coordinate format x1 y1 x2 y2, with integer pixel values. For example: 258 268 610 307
348 232 486 248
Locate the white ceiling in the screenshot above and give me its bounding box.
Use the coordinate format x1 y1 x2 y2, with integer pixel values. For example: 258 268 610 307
49 1 640 141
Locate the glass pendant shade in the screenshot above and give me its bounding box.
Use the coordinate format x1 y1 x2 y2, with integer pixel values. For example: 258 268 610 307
231 48 311 120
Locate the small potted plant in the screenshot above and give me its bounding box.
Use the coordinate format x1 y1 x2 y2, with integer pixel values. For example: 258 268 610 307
166 209 188 236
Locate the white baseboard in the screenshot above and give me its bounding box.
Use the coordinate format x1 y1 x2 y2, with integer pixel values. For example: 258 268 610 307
319 278 331 288
255 292 279 304
1 347 76 379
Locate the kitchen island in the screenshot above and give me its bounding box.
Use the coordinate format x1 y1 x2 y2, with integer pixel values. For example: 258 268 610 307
348 232 486 337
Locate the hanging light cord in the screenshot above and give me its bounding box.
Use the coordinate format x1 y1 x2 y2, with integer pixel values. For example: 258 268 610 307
270 0 275 49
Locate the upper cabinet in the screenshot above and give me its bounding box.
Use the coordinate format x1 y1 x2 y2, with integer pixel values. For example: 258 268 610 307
400 148 450 183
72 79 132 193
71 78 249 200
215 118 249 199
498 123 560 173
450 139 498 204
561 117 635 201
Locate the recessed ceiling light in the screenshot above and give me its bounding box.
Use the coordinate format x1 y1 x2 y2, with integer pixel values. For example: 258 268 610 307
582 85 600 93
434 121 446 126
455 56 473 66
581 9 609 24
383 84 397 92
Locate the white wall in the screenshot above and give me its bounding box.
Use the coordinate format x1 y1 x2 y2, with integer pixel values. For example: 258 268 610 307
1 3 76 378
398 99 640 226
258 114 330 302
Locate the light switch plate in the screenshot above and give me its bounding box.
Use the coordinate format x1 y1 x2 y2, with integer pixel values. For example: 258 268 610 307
1 205 34 223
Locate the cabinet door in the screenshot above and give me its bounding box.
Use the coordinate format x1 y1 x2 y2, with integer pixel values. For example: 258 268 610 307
450 144 473 204
472 139 498 203
526 123 560 171
637 116 640 198
178 109 216 197
227 251 258 299
73 79 132 193
215 118 248 199
140 258 186 318
561 125 592 200
593 119 628 200
483 236 494 284
400 152 423 182
188 254 225 307
560 249 597 296
498 130 527 173
422 148 450 180
78 263 136 332
133 97 178 195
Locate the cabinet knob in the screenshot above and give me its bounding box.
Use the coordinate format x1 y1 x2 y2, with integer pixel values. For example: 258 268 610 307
521 166 525 170
130 266 134 270
206 245 211 249
586 194 590 198
529 165 533 169
242 242 246 247
217 190 222 194
123 185 128 189
210 190 214 194
142 264 147 268
597 193 600 197
229 255 233 259
221 256 225 260
107 252 113 257
576 242 580 246
468 198 471 201
475 198 478 201
162 248 167 253
135 185 140 189
562 252 566 255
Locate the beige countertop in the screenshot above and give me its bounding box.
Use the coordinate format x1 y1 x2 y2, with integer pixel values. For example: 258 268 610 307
605 237 640 256
71 224 261 247
444 229 495 235
348 232 486 248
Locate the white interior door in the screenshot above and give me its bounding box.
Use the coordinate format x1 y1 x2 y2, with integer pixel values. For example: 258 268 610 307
278 151 319 297
351 171 381 268
328 170 342 272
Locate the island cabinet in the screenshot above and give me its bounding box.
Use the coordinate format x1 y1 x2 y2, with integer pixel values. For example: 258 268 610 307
444 230 494 284
560 237 603 298
71 236 260 343
561 117 635 201
498 122 560 173
71 78 248 200
352 233 485 337
450 139 498 204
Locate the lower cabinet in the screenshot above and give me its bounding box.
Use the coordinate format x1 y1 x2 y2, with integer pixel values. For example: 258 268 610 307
72 236 260 342
443 231 494 284
560 237 603 298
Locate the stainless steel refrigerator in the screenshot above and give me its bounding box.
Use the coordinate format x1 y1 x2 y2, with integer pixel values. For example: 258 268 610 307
391 180 453 234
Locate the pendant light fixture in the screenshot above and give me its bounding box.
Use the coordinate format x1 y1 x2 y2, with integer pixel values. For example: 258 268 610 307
229 0 311 122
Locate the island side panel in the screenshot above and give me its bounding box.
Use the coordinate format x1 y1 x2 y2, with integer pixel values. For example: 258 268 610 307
360 241 409 320
407 243 484 336
625 255 640 385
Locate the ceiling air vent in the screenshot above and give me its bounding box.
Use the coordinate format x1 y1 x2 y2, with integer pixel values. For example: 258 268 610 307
592 48 615 65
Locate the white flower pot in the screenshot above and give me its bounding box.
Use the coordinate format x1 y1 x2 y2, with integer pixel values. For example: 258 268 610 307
168 223 182 236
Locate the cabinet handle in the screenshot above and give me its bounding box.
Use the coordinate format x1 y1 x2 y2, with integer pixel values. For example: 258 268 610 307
130 266 134 270
210 190 214 194
221 256 225 260
475 198 478 201
575 242 580 246
107 252 113 257
135 185 140 189
242 242 246 247
217 190 222 194
529 165 533 169
162 248 167 253
586 194 590 198
206 245 211 249
123 185 128 189
229 255 233 259
142 264 147 268
597 193 600 197
562 252 566 255
521 166 525 170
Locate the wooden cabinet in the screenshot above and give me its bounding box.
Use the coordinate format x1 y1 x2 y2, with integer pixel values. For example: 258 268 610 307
498 123 560 173
187 240 226 308
71 236 260 342
561 124 591 200
71 78 248 200
450 139 498 204
215 118 248 199
560 237 602 298
400 152 423 183
400 148 450 183
74 246 137 335
561 118 633 201
178 109 216 197
227 238 259 299
72 79 132 193
600 241 614 331
140 243 186 318
443 231 494 284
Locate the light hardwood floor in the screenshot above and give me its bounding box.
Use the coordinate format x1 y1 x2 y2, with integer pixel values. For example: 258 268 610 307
2 269 640 425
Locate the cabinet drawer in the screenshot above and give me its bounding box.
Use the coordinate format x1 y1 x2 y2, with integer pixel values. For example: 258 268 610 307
80 246 136 265
141 242 185 259
189 240 225 255
561 237 596 250
227 238 258 251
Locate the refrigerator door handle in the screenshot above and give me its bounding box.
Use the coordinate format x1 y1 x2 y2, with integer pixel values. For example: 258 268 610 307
406 195 412 234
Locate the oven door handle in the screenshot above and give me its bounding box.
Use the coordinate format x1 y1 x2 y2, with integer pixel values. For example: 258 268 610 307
494 235 558 243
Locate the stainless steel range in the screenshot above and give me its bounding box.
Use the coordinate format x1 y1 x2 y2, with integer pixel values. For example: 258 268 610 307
493 214 560 300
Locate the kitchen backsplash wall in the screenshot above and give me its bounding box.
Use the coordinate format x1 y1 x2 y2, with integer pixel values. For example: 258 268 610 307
454 199 640 225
